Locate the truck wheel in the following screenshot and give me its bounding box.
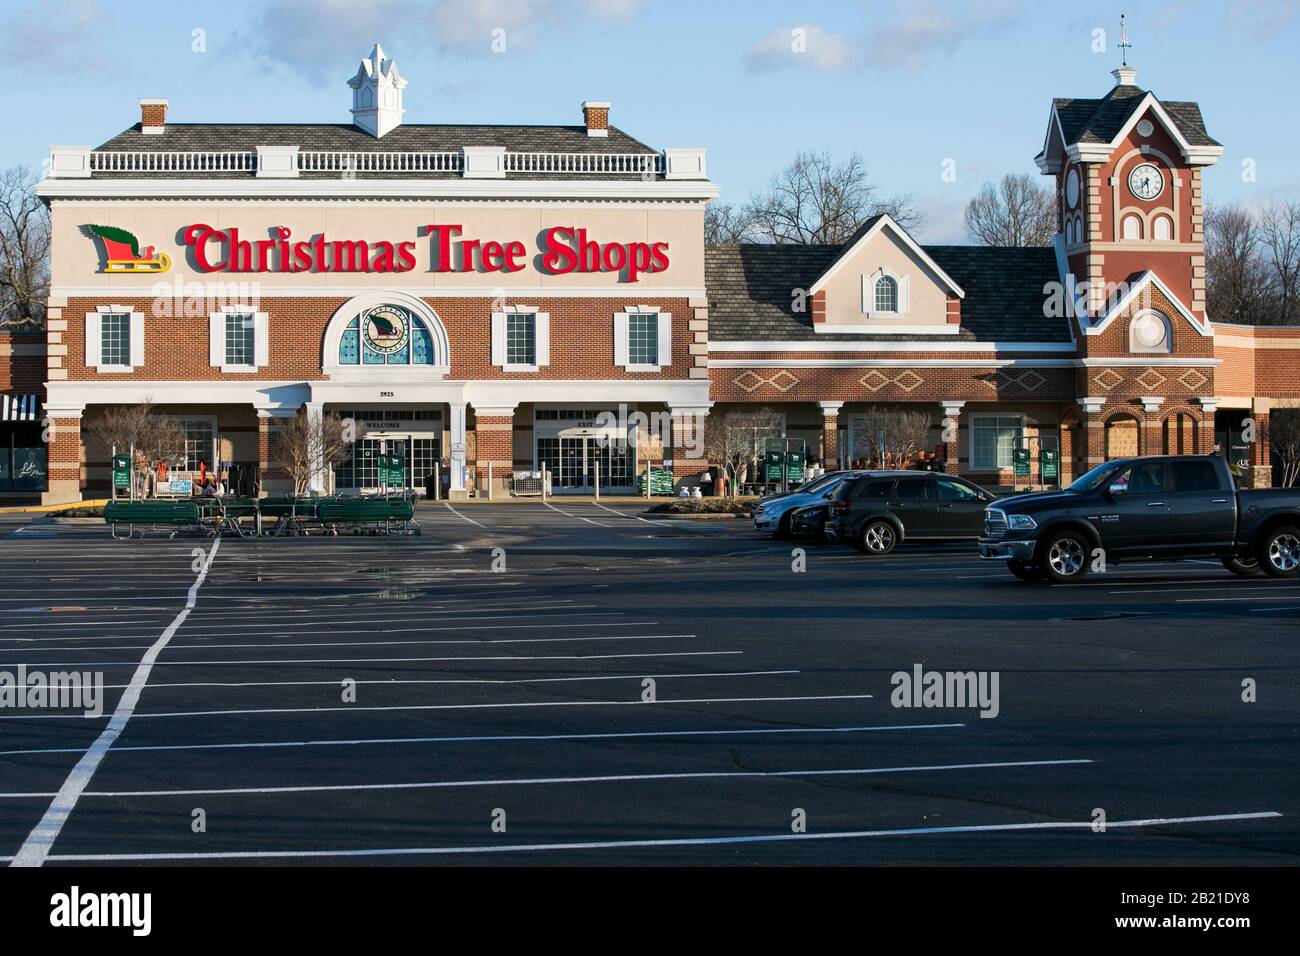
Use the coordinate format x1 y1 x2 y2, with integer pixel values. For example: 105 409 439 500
1041 530 1090 583
1007 560 1045 582
1257 525 1300 578
857 519 897 555
1221 555 1260 576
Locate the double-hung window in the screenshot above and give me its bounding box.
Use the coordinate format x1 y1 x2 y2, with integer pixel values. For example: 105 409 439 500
614 306 671 371
627 312 659 366
100 313 131 366
85 305 143 372
225 313 255 366
506 313 536 366
209 307 268 371
491 306 549 372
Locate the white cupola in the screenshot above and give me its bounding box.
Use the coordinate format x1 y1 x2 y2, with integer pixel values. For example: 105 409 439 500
348 43 406 138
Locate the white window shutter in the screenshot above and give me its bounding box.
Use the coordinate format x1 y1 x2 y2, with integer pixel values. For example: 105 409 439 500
490 312 506 367
656 311 672 366
254 312 269 367
535 311 550 366
898 276 910 314
613 312 629 367
861 275 872 313
129 311 144 369
85 313 101 367
209 313 224 367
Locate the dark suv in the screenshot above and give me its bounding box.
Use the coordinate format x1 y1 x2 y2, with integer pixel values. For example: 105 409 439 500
826 472 995 554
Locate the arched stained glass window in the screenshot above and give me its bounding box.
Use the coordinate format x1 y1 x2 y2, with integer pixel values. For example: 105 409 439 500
338 305 436 366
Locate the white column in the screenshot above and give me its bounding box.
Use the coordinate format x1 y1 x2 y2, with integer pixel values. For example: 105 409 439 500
304 402 326 493
449 401 468 492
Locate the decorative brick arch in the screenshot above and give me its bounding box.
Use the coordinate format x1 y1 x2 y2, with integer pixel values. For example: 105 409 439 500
1102 407 1144 458
1158 403 1205 454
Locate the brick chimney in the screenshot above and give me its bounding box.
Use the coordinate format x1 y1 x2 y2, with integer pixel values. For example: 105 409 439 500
140 98 168 135
582 101 610 138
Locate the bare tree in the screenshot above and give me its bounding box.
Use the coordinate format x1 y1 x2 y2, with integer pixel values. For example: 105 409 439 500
704 408 785 496
964 173 1056 247
1270 409 1300 488
0 166 50 329
1205 204 1269 325
272 410 359 495
1258 199 1300 326
849 410 934 468
83 403 187 498
704 202 754 244
742 151 921 244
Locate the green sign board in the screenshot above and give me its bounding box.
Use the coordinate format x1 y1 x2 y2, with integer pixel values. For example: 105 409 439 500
1040 448 1059 481
112 454 131 489
379 453 404 489
764 450 784 481
786 450 805 483
1012 448 1031 477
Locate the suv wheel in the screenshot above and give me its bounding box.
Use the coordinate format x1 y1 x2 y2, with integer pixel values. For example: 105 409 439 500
857 519 897 555
1258 525 1300 578
1041 530 1090 583
1221 555 1260 576
1007 560 1045 582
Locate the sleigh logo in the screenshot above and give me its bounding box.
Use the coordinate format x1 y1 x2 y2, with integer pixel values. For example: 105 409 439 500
88 224 172 274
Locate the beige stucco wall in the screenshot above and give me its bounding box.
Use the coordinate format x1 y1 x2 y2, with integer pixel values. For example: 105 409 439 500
49 200 706 292
819 226 951 327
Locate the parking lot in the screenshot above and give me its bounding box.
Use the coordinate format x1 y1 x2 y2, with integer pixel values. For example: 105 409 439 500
0 500 1296 866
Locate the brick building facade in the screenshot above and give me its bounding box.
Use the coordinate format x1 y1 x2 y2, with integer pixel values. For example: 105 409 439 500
3 48 1297 503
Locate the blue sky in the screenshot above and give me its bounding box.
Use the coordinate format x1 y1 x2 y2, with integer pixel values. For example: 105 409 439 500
3 0 1297 241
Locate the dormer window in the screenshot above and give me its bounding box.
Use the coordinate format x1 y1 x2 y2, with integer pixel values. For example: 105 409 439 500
861 269 908 318
875 275 899 313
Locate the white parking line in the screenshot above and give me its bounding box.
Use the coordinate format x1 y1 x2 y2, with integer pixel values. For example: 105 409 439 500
1 811 1278 862
0 721 966 757
544 502 610 527
442 502 486 529
8 537 221 868
0 758 1092 800
8 633 695 653
130 692 875 720
0 649 744 674
87 668 801 691
1176 595 1300 603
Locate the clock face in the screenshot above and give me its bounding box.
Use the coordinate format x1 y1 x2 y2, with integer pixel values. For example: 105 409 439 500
1065 169 1080 209
1128 163 1164 201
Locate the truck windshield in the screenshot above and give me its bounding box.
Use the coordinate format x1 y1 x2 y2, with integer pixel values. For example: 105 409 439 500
1068 460 1129 492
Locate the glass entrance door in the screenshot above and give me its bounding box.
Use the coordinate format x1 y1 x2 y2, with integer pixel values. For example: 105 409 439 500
537 435 633 492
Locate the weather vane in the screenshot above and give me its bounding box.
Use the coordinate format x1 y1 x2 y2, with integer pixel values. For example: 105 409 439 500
1119 13 1132 66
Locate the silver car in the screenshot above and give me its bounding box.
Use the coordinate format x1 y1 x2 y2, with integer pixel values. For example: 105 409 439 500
752 471 864 537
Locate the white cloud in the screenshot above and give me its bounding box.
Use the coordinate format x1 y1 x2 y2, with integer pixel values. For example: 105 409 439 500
584 0 644 19
746 24 855 72
864 0 1020 71
241 0 423 83
430 0 548 51
0 0 109 78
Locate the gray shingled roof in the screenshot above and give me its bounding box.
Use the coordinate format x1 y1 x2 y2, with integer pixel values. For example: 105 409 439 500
1052 85 1219 147
705 243 1071 343
93 123 660 180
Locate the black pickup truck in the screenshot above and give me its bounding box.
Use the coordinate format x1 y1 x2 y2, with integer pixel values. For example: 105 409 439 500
979 454 1300 582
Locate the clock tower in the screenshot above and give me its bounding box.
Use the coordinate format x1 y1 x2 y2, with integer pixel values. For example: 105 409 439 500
1036 49 1226 468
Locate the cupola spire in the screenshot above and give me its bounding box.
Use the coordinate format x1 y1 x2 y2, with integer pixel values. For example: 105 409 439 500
348 42 407 138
